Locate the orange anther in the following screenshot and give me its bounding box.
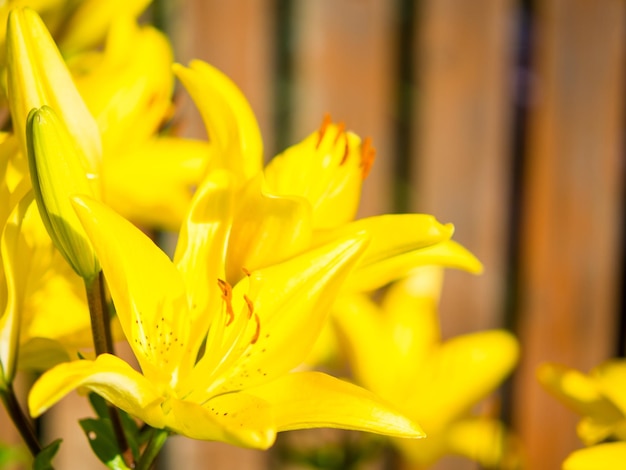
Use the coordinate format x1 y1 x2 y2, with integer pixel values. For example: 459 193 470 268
243 295 254 318
360 137 376 179
333 123 346 145
340 137 350 166
251 313 261 344
217 279 235 326
316 114 333 149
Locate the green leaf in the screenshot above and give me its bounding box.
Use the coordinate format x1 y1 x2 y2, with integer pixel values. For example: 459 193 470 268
80 418 130 470
33 439 61 470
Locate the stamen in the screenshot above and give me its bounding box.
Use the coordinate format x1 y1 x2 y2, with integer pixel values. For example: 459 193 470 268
217 279 235 326
360 137 376 179
251 313 261 344
316 114 333 149
242 267 251 277
243 295 254 318
340 135 350 166
333 123 346 145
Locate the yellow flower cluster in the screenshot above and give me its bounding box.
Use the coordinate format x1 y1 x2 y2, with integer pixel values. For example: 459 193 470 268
0 3 522 469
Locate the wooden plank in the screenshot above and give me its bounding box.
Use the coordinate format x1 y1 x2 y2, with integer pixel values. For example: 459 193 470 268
412 0 515 339
291 0 397 217
512 1 626 469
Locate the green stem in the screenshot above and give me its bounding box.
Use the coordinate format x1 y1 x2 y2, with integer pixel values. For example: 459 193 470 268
0 384 41 457
136 428 168 470
84 272 114 356
84 271 135 468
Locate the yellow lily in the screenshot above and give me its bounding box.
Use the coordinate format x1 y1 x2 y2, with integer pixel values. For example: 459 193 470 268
28 171 425 448
175 61 482 290
539 359 626 465
333 267 520 468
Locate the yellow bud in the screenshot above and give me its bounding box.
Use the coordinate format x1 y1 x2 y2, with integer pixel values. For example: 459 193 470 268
26 106 100 281
6 7 102 178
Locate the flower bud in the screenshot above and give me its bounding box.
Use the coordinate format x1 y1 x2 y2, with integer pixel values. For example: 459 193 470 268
26 106 100 281
6 7 102 180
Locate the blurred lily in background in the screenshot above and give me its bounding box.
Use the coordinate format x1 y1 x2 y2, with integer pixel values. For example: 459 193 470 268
539 359 626 470
333 267 520 469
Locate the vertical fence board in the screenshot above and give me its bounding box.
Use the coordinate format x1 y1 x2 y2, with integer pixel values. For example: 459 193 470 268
412 0 515 341
291 0 397 217
512 1 626 469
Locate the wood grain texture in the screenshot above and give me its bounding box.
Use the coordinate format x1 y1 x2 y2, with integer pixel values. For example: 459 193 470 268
512 1 626 469
411 0 515 338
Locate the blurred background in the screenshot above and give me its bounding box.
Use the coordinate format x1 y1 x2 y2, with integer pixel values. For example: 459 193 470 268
2 0 625 469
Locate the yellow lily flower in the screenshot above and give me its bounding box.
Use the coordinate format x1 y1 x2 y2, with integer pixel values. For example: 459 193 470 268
333 267 520 468
538 359 626 448
175 61 482 290
28 172 425 448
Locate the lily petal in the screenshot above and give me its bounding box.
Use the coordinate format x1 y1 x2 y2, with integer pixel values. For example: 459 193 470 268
168 392 275 449
563 442 626 470
28 353 165 428
346 239 483 292
416 330 519 426
249 371 425 438
225 175 313 284
264 122 365 229
186 232 369 396
71 195 192 383
173 170 234 356
173 61 263 181
0 193 34 385
103 137 209 231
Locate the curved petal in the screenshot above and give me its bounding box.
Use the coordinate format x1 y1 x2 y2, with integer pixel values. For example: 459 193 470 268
174 61 263 181
73 19 173 155
173 170 234 357
264 121 366 230
563 442 626 470
331 294 395 394
28 354 165 429
72 196 192 383
168 392 275 449
538 363 623 423
313 214 459 292
593 360 626 414
225 175 313 284
346 239 483 292
446 418 517 468
0 193 34 384
103 137 209 231
58 0 151 55
249 371 424 438
415 330 519 426
185 233 370 396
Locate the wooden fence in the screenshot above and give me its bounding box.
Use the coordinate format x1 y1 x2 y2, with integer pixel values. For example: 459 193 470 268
2 1 625 469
